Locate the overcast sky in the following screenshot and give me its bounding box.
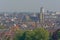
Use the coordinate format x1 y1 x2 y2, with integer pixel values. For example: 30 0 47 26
0 0 60 12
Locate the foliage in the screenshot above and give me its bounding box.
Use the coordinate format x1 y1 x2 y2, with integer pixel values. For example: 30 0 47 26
13 28 49 40
57 30 60 40
13 29 24 40
22 30 35 40
33 28 49 40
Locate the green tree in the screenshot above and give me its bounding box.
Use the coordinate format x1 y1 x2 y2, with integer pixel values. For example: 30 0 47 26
22 28 49 40
57 30 60 40
22 30 35 40
13 29 24 40
13 28 49 40
33 28 49 40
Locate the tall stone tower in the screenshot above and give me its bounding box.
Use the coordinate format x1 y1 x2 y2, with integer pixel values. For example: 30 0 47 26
40 7 44 23
39 7 44 27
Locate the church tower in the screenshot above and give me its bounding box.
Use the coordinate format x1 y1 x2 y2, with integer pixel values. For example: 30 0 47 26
40 7 44 23
39 7 44 27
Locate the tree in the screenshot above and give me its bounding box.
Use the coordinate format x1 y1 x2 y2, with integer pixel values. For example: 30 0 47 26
33 28 49 40
57 31 60 40
22 28 49 40
13 28 49 40
22 30 35 40
13 29 24 40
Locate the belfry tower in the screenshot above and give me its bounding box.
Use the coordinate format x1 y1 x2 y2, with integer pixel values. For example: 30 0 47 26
39 7 44 27
40 7 44 23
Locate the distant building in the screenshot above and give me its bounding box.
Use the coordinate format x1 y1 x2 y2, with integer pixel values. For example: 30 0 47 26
38 7 44 23
39 7 45 27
